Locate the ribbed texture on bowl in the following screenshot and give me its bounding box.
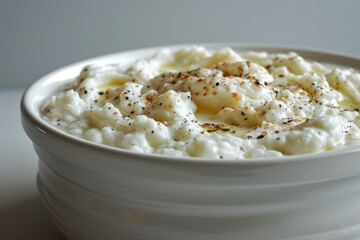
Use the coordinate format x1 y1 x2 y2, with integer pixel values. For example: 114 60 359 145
34 141 360 240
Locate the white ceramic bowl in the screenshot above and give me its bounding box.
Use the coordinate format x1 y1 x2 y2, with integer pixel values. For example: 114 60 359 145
21 44 360 240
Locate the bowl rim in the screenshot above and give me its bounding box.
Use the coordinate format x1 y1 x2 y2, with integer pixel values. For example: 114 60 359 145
21 42 360 165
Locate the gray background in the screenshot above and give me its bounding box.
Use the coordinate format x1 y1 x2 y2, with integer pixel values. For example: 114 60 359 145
1 0 360 88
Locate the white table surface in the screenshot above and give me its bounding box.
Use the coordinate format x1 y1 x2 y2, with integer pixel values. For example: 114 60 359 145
0 89 65 239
